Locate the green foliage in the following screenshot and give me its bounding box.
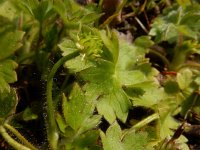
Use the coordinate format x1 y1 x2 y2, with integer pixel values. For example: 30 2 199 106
0 60 18 92
0 88 17 120
55 83 101 149
100 122 149 150
0 0 199 150
62 83 100 132
0 31 24 60
149 3 200 70
149 4 200 43
59 31 157 124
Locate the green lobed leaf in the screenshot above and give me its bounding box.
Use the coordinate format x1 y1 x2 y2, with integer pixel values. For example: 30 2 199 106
0 59 18 92
78 115 101 134
59 38 93 72
96 98 116 124
59 31 103 72
0 88 17 119
157 99 179 139
63 33 156 124
60 128 101 150
126 81 165 107
149 5 200 43
122 131 148 150
100 122 149 150
177 69 193 90
79 59 131 123
133 88 165 107
61 83 101 149
0 30 24 60
55 113 67 133
116 40 146 85
53 0 100 26
96 87 130 124
59 39 78 56
116 36 154 86
100 122 124 150
62 83 100 132
72 130 100 150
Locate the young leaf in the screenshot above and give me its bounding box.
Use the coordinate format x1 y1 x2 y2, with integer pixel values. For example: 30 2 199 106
22 107 38 121
59 31 102 72
59 39 93 72
59 39 78 56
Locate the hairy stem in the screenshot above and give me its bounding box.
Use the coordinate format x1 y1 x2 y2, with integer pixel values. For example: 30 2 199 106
46 51 79 150
4 123 38 150
0 126 30 150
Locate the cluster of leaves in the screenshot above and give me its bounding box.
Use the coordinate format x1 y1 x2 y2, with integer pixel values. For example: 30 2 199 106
0 0 199 150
